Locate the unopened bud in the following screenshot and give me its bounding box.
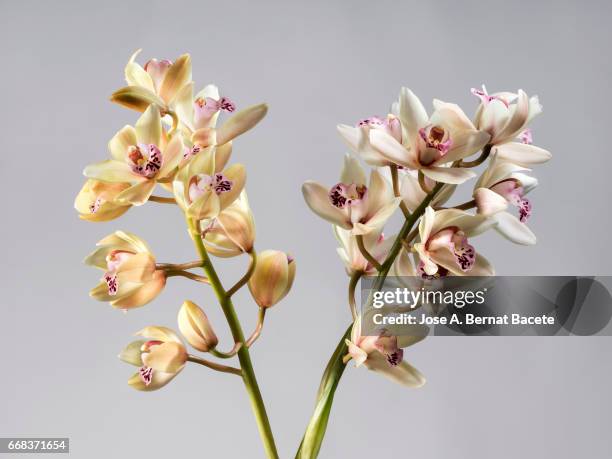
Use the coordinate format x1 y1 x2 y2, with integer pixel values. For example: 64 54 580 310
178 300 219 352
248 250 296 308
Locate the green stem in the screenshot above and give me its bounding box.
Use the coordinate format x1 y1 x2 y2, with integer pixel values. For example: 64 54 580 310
295 181 445 459
296 324 352 459
187 218 279 459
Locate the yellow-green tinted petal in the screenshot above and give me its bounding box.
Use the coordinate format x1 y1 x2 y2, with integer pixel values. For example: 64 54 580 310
218 164 246 210
187 190 221 220
110 86 165 112
158 135 183 179
216 103 268 145
116 180 156 206
159 54 192 103
136 325 182 343
108 125 137 161
119 340 146 366
125 49 155 92
83 160 138 183
111 271 166 309
136 104 162 146
141 341 187 373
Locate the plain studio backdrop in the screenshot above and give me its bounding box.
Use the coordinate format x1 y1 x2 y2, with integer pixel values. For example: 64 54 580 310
1 1 611 458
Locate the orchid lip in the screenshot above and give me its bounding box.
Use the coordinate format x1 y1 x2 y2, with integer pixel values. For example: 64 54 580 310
188 173 234 202
127 144 162 178
357 116 384 128
139 366 154 386
490 179 532 222
328 183 367 209
89 197 102 214
104 273 118 296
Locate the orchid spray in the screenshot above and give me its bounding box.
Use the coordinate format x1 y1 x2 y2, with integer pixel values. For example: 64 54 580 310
75 50 294 458
297 85 550 457
75 50 550 458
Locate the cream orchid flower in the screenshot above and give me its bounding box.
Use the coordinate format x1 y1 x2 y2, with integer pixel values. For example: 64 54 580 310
74 179 131 222
84 231 166 309
473 157 538 245
202 191 256 257
174 83 268 165
111 49 192 114
369 88 490 184
302 155 401 235
83 105 183 205
413 207 495 278
337 114 403 166
334 227 393 276
119 326 188 391
173 145 245 221
344 317 426 388
471 85 552 166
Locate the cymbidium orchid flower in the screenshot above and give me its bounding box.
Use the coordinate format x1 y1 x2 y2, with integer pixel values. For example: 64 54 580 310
173 145 245 221
74 179 131 222
84 231 166 309
474 158 538 245
471 85 541 146
413 207 494 278
369 88 490 184
344 317 426 388
334 227 393 276
337 114 403 166
119 326 188 391
111 49 192 114
471 85 552 166
83 105 183 205
202 191 256 258
302 155 400 235
248 250 296 308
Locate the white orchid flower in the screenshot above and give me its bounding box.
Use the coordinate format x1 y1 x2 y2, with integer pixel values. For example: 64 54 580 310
174 83 268 163
471 85 552 166
302 155 401 235
334 227 394 276
344 316 426 388
473 158 539 245
83 105 183 205
337 114 403 166
368 88 490 185
414 207 495 278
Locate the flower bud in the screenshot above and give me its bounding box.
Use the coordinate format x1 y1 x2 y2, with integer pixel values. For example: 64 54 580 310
204 191 255 257
178 301 218 352
248 250 295 308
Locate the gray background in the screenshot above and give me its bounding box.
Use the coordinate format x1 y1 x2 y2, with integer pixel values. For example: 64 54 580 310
1 0 611 457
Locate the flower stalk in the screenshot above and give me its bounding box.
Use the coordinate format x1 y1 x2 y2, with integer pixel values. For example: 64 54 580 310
187 218 279 459
296 181 445 458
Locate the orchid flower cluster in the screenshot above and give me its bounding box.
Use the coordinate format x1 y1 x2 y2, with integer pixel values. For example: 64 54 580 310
75 50 294 458
297 85 550 457
74 50 551 458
